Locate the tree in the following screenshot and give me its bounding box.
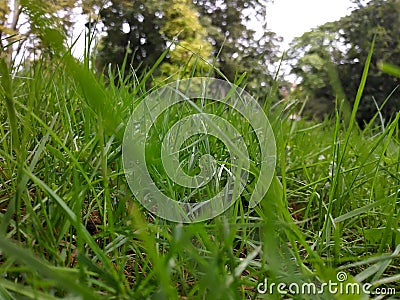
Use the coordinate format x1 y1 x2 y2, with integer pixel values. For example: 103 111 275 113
96 0 166 76
157 0 213 80
193 0 281 94
0 0 79 66
287 25 348 120
95 0 281 94
288 0 400 125
338 0 400 125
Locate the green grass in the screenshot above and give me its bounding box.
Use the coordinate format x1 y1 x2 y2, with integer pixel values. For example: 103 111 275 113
0 18 399 300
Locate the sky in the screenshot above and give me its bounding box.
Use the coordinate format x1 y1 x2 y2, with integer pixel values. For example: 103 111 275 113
257 0 356 79
265 0 355 50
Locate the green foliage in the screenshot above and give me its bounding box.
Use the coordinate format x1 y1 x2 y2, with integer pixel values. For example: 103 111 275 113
0 0 78 65
96 0 281 96
288 0 400 125
1 53 400 297
288 28 344 120
193 0 281 89
0 2 399 299
97 0 166 75
158 0 213 79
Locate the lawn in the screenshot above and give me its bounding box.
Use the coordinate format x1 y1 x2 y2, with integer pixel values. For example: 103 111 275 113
0 32 399 300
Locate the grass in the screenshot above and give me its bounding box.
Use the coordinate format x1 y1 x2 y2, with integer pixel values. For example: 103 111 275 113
0 18 400 300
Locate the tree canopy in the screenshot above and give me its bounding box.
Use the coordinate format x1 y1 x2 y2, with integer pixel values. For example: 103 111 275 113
0 0 76 64
157 0 213 80
96 0 281 94
288 0 400 125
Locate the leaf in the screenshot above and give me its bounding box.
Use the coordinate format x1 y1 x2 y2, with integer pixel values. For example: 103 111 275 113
334 199 386 223
0 237 97 299
380 62 400 78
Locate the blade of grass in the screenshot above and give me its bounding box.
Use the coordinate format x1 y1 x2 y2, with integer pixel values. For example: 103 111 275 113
0 237 97 299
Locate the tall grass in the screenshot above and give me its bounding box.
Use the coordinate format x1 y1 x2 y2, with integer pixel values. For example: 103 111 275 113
0 7 399 300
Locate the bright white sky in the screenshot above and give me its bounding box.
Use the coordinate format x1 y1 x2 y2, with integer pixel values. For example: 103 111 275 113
265 0 355 50
259 0 356 79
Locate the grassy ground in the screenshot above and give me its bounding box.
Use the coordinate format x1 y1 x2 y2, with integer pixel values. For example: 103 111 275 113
0 30 400 300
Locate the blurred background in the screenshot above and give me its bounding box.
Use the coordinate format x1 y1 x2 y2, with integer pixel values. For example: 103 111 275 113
1 0 399 125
